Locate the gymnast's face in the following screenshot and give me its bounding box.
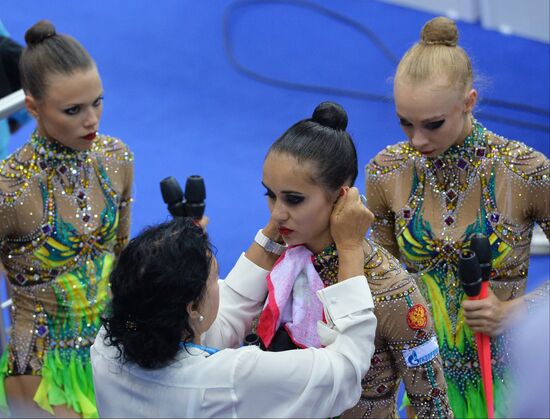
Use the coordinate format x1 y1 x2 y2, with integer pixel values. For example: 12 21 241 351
394 76 477 157
262 152 339 255
26 67 104 151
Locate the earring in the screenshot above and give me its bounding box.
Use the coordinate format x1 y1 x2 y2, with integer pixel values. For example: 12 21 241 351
199 315 204 322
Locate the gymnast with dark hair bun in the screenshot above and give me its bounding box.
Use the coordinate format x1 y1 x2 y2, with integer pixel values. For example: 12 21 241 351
256 101 453 418
0 20 133 417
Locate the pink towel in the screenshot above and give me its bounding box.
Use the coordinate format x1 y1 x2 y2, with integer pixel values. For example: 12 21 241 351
257 245 325 349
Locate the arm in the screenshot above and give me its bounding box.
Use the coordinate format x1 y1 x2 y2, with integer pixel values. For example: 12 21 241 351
231 275 376 418
114 157 134 256
365 165 401 259
463 281 550 335
330 186 375 281
202 221 282 348
463 152 549 335
202 253 270 349
388 285 453 418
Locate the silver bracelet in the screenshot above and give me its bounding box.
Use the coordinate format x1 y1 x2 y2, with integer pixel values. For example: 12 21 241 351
254 229 287 255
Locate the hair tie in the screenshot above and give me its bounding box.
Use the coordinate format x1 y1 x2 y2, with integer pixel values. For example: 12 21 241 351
125 319 138 331
420 39 457 47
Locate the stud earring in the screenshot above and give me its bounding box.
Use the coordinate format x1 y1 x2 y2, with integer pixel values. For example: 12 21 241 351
199 315 204 322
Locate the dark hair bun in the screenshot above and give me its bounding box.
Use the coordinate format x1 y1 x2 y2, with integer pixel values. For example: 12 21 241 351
312 101 348 131
25 20 57 47
421 16 458 46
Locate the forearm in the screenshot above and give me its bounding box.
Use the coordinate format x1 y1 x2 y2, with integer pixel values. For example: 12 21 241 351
402 354 454 418
337 246 365 281
243 224 283 271
235 276 377 418
114 201 132 256
244 241 280 271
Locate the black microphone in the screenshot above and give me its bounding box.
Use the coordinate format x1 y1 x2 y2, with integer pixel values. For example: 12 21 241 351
184 175 206 219
160 175 206 219
470 234 492 282
458 249 483 297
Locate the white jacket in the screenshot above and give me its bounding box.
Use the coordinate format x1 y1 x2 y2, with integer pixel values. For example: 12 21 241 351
91 253 376 418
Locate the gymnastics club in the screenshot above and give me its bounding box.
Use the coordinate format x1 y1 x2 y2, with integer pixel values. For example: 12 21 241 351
470 234 494 419
458 237 494 419
160 175 206 219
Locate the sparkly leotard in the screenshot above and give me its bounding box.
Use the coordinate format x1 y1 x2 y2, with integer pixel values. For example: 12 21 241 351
366 120 550 417
313 240 453 418
0 132 133 417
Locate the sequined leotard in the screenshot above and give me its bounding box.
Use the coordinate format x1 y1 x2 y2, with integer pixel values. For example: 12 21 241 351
0 132 133 417
366 120 550 417
312 239 453 418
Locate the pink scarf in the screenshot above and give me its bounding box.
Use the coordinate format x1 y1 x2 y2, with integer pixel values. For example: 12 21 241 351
257 245 325 349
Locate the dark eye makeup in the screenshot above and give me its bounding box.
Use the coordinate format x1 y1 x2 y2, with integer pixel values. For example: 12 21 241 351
399 118 412 127
425 120 445 130
263 187 304 206
64 106 80 115
284 195 304 205
399 118 445 130
93 96 104 107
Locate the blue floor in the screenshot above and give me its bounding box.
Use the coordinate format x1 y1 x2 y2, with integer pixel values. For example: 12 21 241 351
1 0 549 414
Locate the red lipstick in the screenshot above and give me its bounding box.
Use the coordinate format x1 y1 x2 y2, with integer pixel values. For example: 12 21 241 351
82 132 97 141
278 227 294 237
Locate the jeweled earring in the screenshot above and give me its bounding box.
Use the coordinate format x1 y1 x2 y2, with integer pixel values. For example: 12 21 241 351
199 315 204 322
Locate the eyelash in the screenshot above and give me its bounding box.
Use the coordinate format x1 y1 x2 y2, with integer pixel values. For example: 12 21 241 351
399 119 445 130
425 120 444 130
264 191 304 206
285 196 304 205
64 106 80 116
63 97 104 115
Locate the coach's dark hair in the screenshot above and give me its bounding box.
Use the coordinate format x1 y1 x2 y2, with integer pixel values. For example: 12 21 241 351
20 19 95 100
267 101 358 191
102 218 213 369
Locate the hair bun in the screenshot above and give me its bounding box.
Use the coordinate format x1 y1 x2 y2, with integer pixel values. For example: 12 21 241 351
421 16 458 46
312 101 348 131
25 20 57 47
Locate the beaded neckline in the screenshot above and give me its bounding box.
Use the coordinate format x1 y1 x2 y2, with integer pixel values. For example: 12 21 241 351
312 243 339 287
418 120 488 229
427 119 487 167
30 130 90 167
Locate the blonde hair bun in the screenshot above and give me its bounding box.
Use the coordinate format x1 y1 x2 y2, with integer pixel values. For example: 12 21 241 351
420 16 458 46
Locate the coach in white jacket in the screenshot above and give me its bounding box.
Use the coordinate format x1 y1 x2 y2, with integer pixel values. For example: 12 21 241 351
91 188 376 418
